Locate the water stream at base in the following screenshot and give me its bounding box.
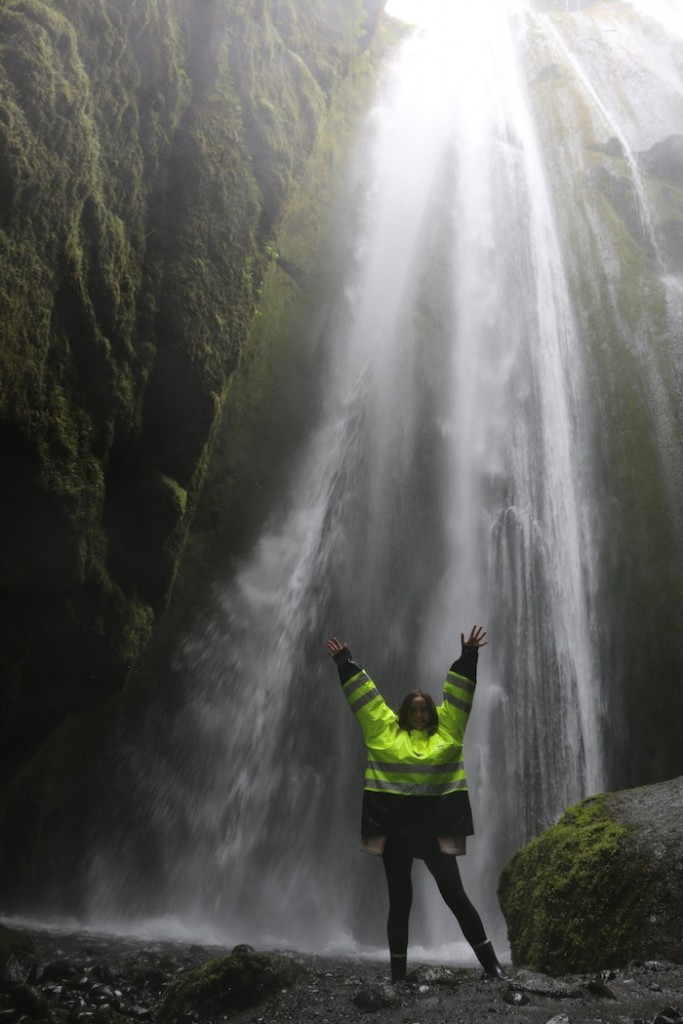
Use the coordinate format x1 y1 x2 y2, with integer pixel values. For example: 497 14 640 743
87 1 683 956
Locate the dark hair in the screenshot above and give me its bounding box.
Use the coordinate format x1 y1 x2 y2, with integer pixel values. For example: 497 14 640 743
397 689 439 735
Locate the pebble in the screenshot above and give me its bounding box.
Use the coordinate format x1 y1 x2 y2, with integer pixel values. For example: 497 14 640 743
652 1010 683 1024
503 989 529 1006
584 979 617 999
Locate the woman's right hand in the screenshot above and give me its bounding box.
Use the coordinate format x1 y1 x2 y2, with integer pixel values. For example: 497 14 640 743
326 636 348 658
461 625 487 648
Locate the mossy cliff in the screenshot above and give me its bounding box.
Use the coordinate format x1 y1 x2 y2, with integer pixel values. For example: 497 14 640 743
0 0 385 782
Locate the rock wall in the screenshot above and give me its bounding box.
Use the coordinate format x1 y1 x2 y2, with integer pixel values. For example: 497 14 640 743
0 0 384 783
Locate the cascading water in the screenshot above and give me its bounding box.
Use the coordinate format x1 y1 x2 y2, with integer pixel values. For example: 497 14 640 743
87 0 683 959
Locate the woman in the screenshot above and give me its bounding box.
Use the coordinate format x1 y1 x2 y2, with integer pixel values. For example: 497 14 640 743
326 625 509 983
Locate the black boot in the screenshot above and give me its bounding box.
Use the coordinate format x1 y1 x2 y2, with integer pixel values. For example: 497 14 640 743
390 954 407 983
473 939 511 981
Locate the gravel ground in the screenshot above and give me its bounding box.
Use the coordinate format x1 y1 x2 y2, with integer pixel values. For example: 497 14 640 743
2 924 683 1024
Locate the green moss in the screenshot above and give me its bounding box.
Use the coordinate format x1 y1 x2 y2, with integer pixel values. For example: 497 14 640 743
160 948 305 1021
499 794 649 973
170 14 398 589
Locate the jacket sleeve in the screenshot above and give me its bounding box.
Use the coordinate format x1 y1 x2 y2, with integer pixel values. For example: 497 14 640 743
333 648 396 742
438 645 478 742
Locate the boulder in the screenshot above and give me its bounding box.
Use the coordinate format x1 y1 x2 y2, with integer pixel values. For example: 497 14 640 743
498 776 683 974
352 982 400 1011
159 945 305 1021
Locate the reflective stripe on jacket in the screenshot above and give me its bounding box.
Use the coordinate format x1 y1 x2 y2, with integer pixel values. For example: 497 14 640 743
342 664 476 796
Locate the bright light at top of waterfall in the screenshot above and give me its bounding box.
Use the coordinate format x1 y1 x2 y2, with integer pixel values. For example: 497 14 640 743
384 0 483 27
629 0 683 36
383 0 423 25
385 0 683 34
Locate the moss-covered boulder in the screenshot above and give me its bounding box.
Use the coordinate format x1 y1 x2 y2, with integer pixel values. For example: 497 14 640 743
159 945 305 1022
499 777 683 973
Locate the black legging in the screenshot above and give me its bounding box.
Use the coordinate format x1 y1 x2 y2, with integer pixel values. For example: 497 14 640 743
382 836 487 958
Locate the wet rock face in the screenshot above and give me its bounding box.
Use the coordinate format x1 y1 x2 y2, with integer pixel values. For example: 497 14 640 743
0 0 377 782
587 133 683 277
638 135 683 275
499 776 683 974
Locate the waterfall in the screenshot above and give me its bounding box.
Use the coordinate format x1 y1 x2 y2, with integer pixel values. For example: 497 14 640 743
87 1 683 959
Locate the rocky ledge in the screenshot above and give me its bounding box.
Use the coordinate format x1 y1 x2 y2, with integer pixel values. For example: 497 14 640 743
1 923 683 1024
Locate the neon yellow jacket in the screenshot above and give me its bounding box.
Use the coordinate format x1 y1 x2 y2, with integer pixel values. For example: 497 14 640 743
341 663 475 796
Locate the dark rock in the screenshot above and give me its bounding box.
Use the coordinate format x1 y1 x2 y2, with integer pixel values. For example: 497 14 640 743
590 136 626 159
41 983 63 998
67 997 88 1020
407 964 461 986
352 982 400 1011
584 978 617 998
533 63 564 86
90 964 118 986
509 970 583 998
89 983 117 1005
415 993 440 1008
7 983 49 1018
652 1009 683 1024
0 928 36 987
42 959 80 982
130 965 166 990
65 975 92 992
608 779 683 963
638 136 683 185
129 1007 152 1020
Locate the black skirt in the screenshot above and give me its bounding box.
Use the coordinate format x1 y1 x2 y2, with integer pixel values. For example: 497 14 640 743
361 789 474 837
